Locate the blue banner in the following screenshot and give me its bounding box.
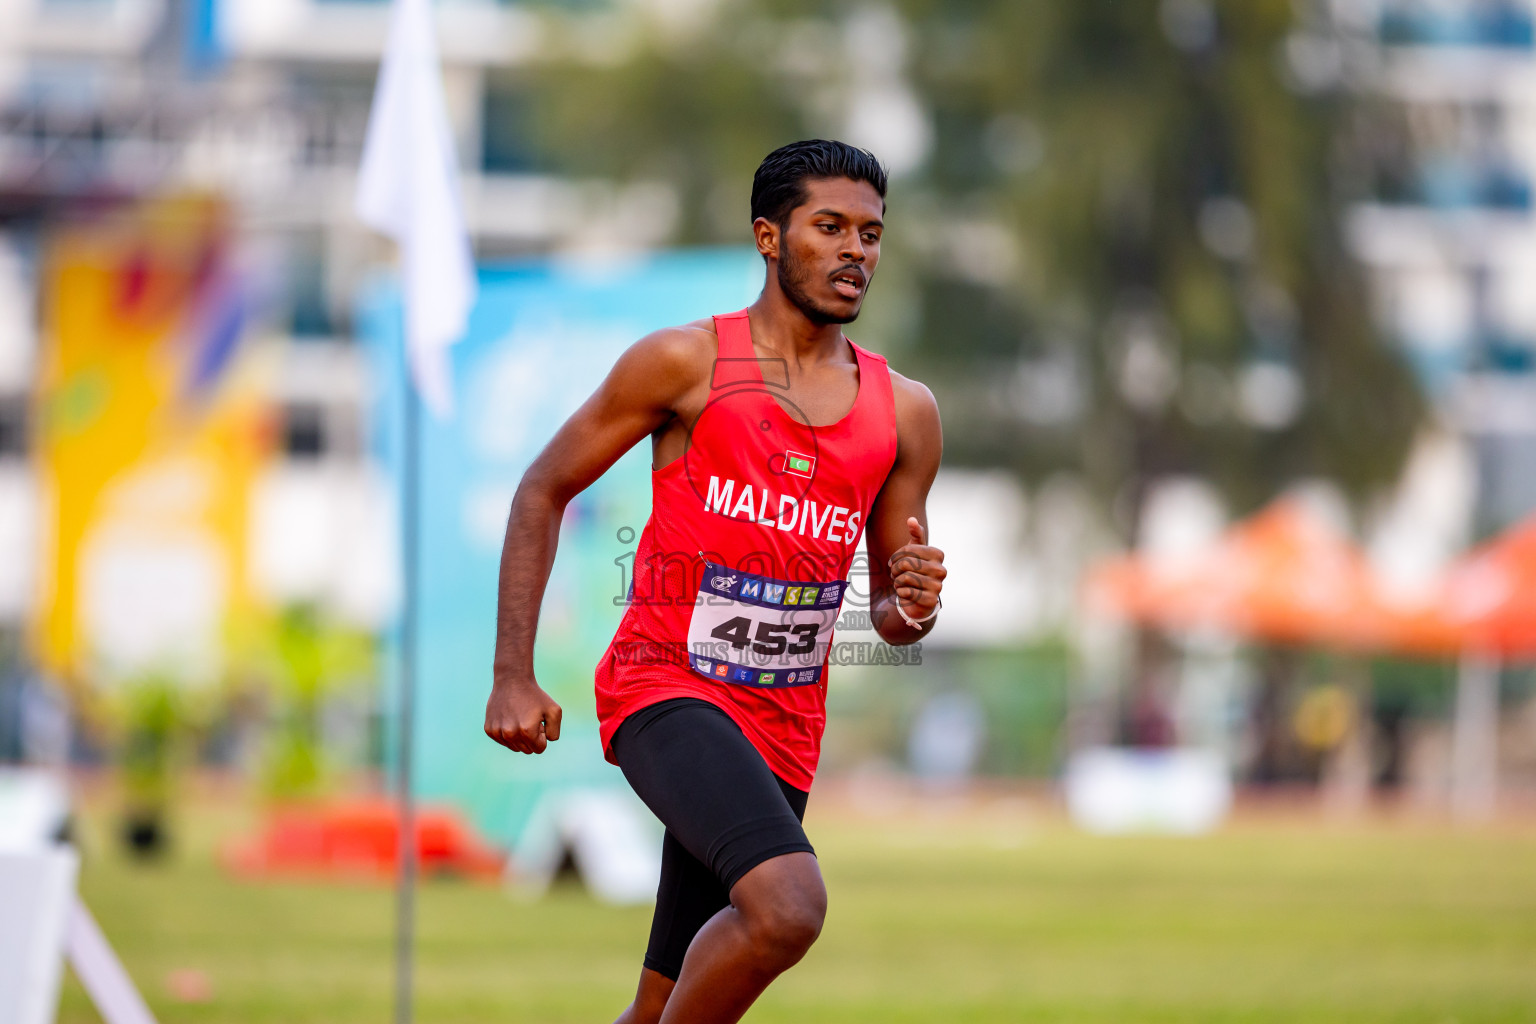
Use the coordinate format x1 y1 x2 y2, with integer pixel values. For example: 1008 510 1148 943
359 248 761 847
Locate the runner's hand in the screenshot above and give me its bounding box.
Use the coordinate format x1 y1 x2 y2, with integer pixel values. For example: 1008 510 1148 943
484 679 563 754
887 517 945 621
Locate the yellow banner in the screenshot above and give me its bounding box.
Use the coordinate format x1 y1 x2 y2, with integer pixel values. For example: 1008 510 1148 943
35 195 268 684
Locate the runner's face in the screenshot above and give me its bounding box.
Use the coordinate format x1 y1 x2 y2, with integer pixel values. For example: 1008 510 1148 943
774 178 884 326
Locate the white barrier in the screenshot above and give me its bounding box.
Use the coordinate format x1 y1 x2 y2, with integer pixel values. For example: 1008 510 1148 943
508 788 661 905
0 848 78 1024
1064 747 1232 835
0 769 158 1024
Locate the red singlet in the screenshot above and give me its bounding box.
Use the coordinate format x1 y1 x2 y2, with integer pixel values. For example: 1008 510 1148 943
595 309 899 789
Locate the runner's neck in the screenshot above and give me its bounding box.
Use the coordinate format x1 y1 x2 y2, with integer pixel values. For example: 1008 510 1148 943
744 298 853 366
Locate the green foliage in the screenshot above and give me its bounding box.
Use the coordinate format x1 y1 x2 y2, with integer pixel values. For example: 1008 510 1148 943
897 0 1422 518
83 605 378 825
118 676 193 813
826 641 1073 776
515 2 807 241
510 0 1426 528
259 603 377 799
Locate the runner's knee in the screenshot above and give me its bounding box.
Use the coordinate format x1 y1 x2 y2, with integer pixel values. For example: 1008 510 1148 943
745 895 824 968
734 857 826 968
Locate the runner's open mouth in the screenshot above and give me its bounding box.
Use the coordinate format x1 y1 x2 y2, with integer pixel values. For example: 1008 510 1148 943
831 270 865 297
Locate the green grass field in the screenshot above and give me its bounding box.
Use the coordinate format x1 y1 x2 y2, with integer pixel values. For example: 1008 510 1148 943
58 788 1536 1024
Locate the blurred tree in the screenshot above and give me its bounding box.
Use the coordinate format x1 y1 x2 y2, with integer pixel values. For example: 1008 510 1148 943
512 6 807 242
896 0 1423 526
261 603 376 799
508 0 1424 528
114 674 203 857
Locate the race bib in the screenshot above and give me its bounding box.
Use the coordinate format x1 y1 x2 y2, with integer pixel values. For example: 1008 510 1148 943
687 561 846 688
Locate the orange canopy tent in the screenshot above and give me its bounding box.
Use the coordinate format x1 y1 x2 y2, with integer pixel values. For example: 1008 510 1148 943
1086 503 1536 818
1085 499 1410 652
1394 513 1536 818
1415 515 1536 660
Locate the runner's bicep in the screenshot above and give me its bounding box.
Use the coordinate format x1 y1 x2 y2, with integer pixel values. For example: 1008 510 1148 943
521 331 703 503
525 388 668 503
865 384 943 582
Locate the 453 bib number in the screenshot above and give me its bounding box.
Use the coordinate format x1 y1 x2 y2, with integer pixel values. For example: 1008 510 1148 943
686 561 847 688
709 617 819 657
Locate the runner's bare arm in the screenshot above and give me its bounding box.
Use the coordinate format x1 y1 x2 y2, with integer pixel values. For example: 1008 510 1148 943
486 325 714 754
864 373 944 646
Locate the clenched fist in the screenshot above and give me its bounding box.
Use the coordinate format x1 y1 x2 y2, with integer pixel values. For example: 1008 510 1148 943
887 516 945 625
484 678 563 754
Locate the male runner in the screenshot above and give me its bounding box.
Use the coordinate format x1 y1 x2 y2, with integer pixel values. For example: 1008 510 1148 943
485 139 945 1024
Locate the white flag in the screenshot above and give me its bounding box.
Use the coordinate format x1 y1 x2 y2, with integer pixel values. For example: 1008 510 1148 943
356 0 476 418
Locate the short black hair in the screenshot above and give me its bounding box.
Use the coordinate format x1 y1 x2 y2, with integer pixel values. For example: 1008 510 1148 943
750 140 888 229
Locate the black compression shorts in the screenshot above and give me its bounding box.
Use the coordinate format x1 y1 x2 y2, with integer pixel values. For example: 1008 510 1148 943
611 697 814 981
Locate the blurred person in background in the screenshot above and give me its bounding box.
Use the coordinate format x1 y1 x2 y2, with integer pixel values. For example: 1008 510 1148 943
485 139 946 1024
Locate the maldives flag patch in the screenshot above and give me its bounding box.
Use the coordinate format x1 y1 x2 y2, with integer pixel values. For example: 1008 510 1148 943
784 450 816 479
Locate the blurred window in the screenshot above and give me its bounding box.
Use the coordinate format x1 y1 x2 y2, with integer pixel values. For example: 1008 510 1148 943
290 280 334 338
287 237 335 338
282 403 326 460
16 60 108 113
285 68 374 169
1367 102 1530 210
1477 432 1536 531
1482 335 1536 375
481 80 539 174
1379 2 1535 48
0 396 25 458
307 0 606 5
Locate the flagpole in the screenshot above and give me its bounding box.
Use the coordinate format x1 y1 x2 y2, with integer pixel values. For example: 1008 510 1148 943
355 0 474 1010
395 358 420 1024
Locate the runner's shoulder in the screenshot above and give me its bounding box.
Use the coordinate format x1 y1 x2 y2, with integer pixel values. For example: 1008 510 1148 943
618 318 719 392
888 368 939 420
887 368 942 465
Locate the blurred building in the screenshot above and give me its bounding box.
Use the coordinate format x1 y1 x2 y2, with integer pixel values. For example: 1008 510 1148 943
0 0 686 650
1335 0 1536 531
